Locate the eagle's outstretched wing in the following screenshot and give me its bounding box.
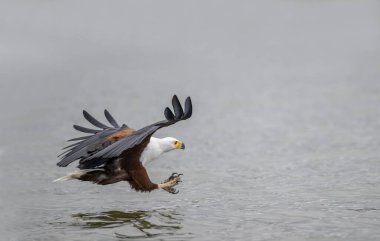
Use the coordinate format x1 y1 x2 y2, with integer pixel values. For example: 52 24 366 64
77 95 192 166
57 110 135 168
56 95 192 169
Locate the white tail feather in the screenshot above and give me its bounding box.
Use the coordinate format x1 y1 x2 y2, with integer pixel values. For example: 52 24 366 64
53 175 73 182
53 170 95 182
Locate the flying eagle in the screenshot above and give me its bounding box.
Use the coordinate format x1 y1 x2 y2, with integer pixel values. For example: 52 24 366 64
55 95 192 194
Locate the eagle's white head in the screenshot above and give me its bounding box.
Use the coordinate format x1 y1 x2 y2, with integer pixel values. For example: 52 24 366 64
159 137 185 152
140 137 185 166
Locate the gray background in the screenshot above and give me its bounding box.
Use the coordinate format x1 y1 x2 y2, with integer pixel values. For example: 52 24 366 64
1 1 380 240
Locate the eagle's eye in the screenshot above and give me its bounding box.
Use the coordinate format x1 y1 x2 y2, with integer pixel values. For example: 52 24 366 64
174 141 178 145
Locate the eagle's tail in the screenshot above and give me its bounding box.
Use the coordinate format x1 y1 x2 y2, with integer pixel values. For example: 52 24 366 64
53 169 108 184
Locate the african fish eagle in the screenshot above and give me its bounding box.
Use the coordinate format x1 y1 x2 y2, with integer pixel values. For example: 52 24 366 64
55 95 192 194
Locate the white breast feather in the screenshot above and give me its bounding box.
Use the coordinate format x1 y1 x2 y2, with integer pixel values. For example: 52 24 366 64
140 137 164 166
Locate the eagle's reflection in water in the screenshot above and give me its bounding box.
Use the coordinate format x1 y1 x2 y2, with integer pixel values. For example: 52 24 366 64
71 209 183 239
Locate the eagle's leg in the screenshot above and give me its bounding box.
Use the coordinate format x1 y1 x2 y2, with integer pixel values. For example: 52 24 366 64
158 173 182 194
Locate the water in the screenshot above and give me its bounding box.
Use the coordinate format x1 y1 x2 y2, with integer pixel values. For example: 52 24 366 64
1 1 380 240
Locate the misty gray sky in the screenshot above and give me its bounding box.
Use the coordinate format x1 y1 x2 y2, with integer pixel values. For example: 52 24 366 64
0 0 380 133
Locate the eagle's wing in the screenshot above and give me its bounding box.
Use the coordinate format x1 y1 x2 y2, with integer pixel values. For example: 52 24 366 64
79 95 192 165
57 110 135 168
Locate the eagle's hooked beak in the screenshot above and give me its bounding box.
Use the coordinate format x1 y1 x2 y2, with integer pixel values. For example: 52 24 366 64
175 141 185 150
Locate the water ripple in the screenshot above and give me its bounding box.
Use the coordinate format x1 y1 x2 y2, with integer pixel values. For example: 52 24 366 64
68 209 188 240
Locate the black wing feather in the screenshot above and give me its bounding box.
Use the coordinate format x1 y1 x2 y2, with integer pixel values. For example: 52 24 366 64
83 110 110 129
172 95 184 119
104 109 120 128
183 97 192 119
67 135 93 141
73 125 101 134
62 142 80 150
164 107 175 121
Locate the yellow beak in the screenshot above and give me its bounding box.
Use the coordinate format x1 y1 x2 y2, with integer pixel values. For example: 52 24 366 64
175 141 185 150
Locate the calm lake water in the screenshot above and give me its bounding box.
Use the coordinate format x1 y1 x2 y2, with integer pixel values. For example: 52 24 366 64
1 1 380 240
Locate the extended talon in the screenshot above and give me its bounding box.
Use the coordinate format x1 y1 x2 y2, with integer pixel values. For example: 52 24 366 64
168 172 183 180
163 187 179 194
169 172 178 179
164 173 183 183
160 173 183 194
